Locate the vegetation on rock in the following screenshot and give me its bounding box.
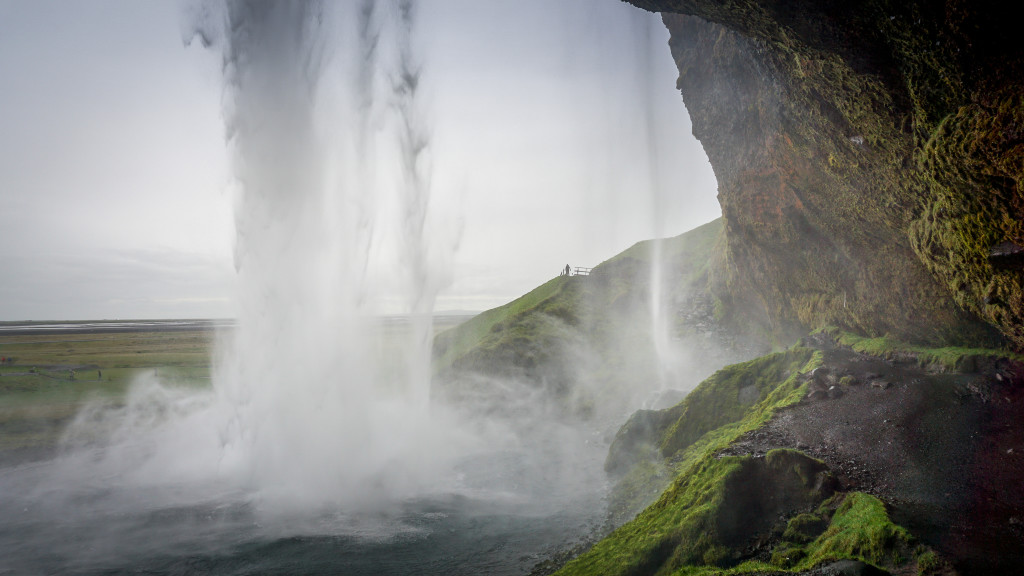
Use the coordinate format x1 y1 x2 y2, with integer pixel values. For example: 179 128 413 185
560 337 967 576
625 0 1022 350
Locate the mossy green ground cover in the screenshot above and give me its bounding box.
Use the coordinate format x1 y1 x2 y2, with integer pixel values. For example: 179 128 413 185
821 326 1024 371
798 493 912 569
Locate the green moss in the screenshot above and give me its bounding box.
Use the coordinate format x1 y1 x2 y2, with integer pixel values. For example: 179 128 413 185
783 512 829 544
822 326 1023 371
558 456 742 576
558 449 833 576
770 543 806 568
607 456 674 528
670 561 780 576
557 349 822 576
908 93 1024 349
797 493 913 570
739 492 928 575
915 548 943 574
659 348 816 458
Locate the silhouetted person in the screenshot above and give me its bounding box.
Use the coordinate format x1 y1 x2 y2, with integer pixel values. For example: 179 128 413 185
565 264 571 276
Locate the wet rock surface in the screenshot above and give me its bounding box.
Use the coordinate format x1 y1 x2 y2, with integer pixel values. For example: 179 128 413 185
718 336 1024 575
989 241 1024 270
750 559 893 576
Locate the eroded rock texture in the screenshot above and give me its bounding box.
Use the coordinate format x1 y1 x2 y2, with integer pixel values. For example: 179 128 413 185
629 0 1024 349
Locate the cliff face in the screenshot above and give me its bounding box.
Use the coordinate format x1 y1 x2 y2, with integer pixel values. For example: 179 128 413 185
627 0 1024 349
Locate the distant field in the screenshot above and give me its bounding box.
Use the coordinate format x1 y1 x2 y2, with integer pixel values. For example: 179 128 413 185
0 329 217 460
0 315 472 462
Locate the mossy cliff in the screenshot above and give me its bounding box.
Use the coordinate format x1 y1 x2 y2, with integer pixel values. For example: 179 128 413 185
626 0 1024 350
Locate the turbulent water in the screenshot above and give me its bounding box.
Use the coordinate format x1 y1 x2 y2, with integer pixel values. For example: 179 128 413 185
0 421 607 575
0 1 696 574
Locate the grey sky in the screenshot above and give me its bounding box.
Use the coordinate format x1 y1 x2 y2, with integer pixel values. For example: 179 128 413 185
0 0 719 320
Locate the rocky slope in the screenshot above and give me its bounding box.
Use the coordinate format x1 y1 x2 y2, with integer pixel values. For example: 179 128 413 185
557 332 1023 575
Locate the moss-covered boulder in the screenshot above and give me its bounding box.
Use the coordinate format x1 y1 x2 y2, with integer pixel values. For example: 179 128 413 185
602 346 820 533
559 450 837 576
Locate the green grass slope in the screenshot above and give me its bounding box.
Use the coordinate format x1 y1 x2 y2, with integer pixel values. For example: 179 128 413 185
432 220 729 418
433 218 724 375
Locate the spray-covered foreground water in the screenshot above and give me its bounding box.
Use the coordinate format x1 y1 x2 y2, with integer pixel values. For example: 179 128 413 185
0 368 608 574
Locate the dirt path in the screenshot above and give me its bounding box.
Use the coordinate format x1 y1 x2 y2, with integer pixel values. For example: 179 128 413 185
718 335 1024 575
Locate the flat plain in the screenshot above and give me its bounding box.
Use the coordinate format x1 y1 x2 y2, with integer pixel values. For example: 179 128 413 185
0 315 471 463
0 328 215 461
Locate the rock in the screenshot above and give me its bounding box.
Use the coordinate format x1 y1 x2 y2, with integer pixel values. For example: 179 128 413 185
650 388 687 409
828 385 844 399
809 379 829 393
967 378 993 402
813 559 891 575
870 380 890 390
604 409 673 475
989 241 1024 270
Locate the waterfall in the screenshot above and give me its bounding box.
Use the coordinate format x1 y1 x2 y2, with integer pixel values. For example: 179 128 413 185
180 0 453 508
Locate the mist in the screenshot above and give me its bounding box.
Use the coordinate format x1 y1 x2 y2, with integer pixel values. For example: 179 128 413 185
0 1 725 574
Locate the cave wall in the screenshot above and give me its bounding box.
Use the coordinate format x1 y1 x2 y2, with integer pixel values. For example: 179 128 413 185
627 0 1024 349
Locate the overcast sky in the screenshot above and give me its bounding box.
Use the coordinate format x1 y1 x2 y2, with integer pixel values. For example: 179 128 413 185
0 0 719 321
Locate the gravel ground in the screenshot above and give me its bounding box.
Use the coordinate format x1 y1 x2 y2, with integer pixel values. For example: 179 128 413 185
717 334 1024 575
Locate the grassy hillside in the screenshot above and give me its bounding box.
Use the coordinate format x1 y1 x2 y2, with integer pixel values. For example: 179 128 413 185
431 219 740 423
434 218 724 373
